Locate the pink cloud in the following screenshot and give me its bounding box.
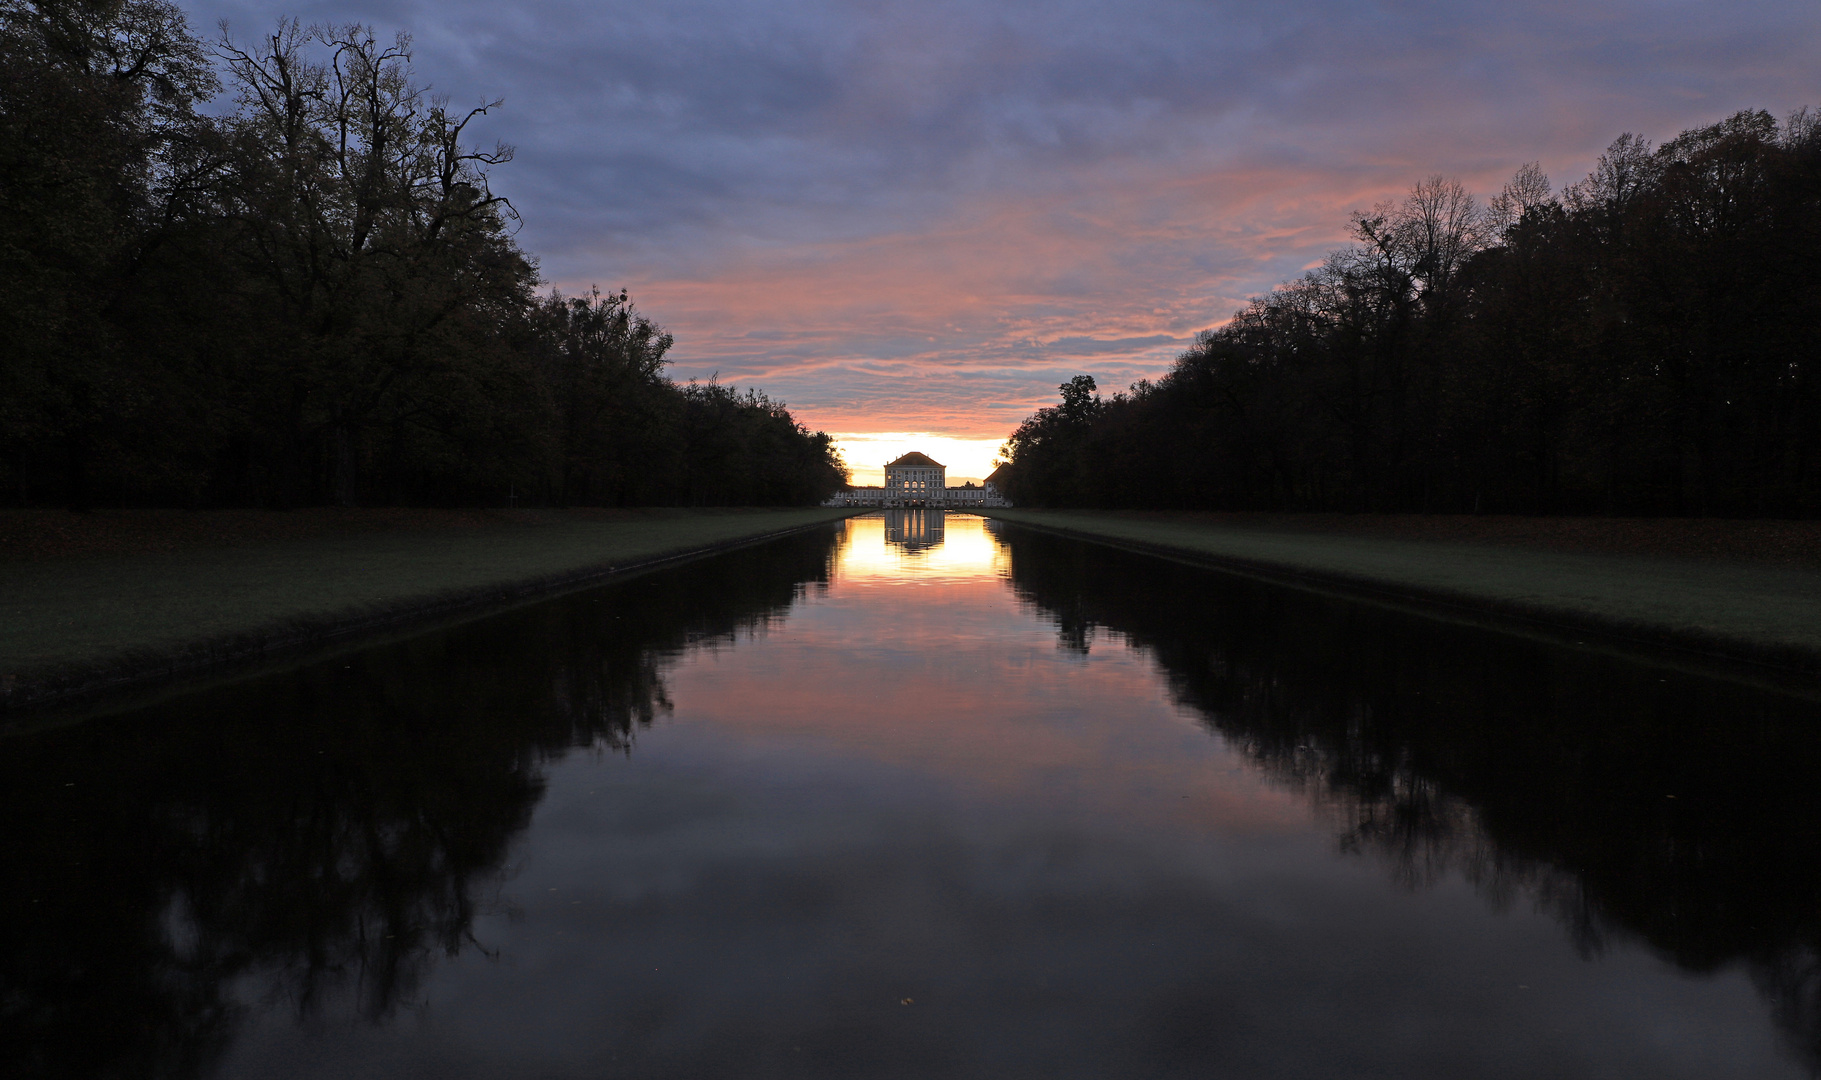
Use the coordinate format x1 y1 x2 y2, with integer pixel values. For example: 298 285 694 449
602 163 1397 437
188 0 1821 443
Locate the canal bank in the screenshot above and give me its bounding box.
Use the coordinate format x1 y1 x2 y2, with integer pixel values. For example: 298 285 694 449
983 508 1821 684
0 507 859 715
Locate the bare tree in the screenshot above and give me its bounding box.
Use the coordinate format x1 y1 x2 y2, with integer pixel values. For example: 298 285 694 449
214 21 529 505
1488 161 1552 231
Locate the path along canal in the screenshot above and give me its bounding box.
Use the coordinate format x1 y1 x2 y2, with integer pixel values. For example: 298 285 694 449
6 512 1820 1078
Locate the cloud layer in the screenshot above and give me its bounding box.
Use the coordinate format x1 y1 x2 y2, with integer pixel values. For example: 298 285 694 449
186 0 1821 447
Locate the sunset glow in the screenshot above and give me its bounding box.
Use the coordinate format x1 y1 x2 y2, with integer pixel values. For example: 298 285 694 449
829 433 1005 486
187 0 1821 445
832 512 1006 582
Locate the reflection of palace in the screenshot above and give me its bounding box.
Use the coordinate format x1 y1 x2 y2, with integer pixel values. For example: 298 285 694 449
825 452 1012 508
884 507 945 551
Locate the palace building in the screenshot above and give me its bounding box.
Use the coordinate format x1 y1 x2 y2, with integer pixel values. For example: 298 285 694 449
823 452 1012 508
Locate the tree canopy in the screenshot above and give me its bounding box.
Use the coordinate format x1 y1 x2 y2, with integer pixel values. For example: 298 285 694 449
1002 109 1821 517
0 1 847 508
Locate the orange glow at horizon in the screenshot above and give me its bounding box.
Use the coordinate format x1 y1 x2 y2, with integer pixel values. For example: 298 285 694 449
832 512 1006 581
659 510 1315 835
828 433 1005 486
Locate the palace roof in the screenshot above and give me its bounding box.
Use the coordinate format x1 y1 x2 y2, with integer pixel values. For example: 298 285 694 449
885 452 945 469
984 464 1013 488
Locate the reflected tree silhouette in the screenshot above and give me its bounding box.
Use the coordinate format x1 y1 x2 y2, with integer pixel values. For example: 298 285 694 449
994 523 1821 1073
0 527 841 1080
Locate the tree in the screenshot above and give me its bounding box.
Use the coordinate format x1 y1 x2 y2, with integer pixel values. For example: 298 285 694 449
212 21 534 506
535 287 677 506
0 0 216 506
1001 109 1821 515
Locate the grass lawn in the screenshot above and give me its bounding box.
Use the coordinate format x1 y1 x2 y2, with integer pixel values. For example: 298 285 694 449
1 507 855 710
983 508 1821 676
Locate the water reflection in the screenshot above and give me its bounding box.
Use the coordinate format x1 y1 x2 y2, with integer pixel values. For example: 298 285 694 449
995 523 1821 1071
837 509 1004 584
5 514 1820 1078
883 507 944 551
0 531 840 1080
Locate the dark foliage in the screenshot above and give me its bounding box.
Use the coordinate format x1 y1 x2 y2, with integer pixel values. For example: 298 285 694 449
0 2 846 508
1003 112 1821 516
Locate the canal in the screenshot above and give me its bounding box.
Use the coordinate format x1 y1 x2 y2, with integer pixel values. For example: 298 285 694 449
6 512 1820 1078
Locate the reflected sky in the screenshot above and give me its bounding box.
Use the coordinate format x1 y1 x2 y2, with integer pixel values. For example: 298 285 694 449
8 515 1817 1078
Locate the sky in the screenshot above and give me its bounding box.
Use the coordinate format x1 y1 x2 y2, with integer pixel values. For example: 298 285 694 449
181 0 1821 483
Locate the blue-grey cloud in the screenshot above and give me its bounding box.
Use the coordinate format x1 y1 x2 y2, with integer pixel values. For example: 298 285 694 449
180 0 1821 435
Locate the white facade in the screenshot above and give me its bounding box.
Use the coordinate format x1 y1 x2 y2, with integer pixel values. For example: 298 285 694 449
824 451 1011 508
886 458 944 501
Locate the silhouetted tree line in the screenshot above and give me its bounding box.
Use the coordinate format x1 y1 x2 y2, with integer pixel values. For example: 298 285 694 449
0 525 840 1079
0 1 846 508
1005 108 1821 515
994 521 1821 1070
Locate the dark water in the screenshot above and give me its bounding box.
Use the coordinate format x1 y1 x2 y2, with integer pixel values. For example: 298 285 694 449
7 511 1821 1079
